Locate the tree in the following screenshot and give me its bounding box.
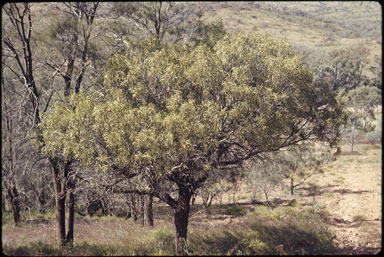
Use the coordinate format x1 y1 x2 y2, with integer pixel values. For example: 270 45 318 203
246 154 284 208
318 46 370 92
197 168 233 209
348 86 381 132
279 143 334 195
41 32 346 255
346 86 381 152
111 2 208 43
2 2 101 247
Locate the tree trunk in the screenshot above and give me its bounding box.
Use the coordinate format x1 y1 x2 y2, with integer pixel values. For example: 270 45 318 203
139 195 145 226
50 158 67 248
190 193 197 206
55 191 66 248
130 194 138 221
351 119 356 153
7 185 21 225
290 177 295 195
126 194 132 219
144 194 154 226
35 189 46 213
65 187 75 245
174 187 192 256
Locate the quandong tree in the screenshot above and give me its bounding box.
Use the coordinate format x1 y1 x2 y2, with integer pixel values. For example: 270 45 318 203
40 32 347 255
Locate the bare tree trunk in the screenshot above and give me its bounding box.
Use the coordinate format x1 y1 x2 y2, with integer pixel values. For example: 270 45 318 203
144 194 154 226
65 180 75 245
126 194 132 219
290 177 295 195
351 119 356 153
51 158 68 248
139 195 145 226
130 194 138 221
7 185 21 225
55 192 66 248
174 187 192 256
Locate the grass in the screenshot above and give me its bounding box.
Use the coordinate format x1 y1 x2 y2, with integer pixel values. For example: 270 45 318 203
2 205 340 256
323 192 334 198
189 206 338 255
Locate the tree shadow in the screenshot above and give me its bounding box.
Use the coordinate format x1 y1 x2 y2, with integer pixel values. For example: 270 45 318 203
330 189 371 195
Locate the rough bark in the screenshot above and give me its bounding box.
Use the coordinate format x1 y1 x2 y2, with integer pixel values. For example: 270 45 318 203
290 177 295 195
139 194 145 226
130 194 138 221
51 159 66 247
7 185 21 225
65 178 75 245
144 194 154 226
174 187 192 256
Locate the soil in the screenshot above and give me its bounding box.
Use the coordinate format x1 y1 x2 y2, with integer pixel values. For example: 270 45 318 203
306 145 382 255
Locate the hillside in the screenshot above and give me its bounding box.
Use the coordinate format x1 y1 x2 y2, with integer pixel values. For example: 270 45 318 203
204 1 381 78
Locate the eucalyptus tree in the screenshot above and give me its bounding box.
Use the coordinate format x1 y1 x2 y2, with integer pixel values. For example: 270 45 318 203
41 32 346 255
318 46 370 92
346 85 381 152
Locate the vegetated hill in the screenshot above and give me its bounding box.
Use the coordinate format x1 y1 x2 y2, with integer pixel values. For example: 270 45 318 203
204 1 381 78
28 2 381 77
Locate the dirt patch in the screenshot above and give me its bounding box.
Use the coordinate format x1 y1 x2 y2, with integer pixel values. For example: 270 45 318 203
303 144 382 254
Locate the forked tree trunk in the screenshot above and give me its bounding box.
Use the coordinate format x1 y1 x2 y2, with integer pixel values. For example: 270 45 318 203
51 158 74 248
51 159 66 248
174 187 192 256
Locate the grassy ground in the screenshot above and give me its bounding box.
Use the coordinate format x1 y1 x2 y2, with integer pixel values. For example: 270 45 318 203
2 205 341 256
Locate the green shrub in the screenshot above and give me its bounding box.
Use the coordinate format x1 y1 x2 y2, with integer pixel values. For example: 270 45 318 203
352 214 366 222
225 205 247 216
